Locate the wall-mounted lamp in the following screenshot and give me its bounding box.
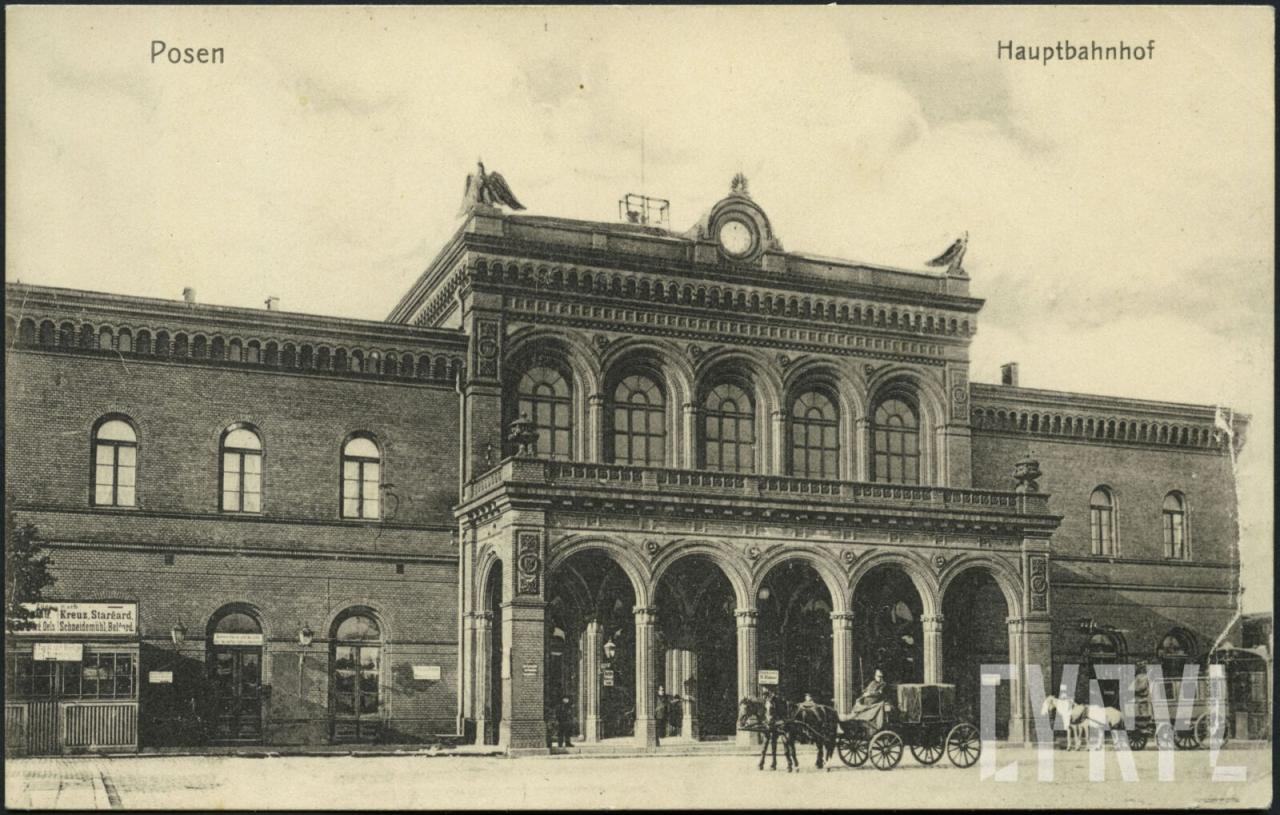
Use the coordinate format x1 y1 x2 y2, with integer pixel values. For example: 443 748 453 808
298 624 315 646
757 586 771 602
603 638 617 661
170 622 187 645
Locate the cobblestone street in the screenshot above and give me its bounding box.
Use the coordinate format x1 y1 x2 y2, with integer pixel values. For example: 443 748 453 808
5 746 1272 810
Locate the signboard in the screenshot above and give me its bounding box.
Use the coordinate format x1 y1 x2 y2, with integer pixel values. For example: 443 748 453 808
18 602 137 636
522 662 539 677
757 669 779 686
34 642 83 661
412 665 441 681
148 671 174 684
212 632 264 646
603 669 615 687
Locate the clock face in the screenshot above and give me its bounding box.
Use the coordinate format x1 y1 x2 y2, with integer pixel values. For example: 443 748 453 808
718 219 754 257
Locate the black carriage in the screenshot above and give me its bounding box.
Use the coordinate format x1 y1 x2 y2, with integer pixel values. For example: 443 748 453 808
836 683 981 770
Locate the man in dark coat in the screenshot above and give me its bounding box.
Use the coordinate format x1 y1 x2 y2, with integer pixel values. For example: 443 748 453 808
655 685 670 746
555 695 574 748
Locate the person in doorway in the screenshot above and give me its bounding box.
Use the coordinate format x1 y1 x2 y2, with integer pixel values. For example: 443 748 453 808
555 695 574 748
655 685 670 746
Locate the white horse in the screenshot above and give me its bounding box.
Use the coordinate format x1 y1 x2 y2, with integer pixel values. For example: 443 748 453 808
1075 704 1126 750
1040 695 1088 750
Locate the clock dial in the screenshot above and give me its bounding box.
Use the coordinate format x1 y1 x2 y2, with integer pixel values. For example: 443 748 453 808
718 219 754 257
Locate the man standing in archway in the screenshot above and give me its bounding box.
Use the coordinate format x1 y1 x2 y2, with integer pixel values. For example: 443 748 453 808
655 685 670 746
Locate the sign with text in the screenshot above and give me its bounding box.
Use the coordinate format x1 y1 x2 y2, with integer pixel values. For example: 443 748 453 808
757 669 779 686
18 602 137 636
412 665 441 681
34 642 83 661
212 633 264 646
148 671 174 684
603 669 615 687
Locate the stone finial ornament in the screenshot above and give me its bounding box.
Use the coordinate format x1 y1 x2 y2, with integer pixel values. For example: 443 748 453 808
1013 454 1042 493
508 413 540 457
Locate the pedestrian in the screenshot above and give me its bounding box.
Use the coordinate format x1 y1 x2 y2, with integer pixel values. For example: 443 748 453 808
555 695 574 748
655 684 669 746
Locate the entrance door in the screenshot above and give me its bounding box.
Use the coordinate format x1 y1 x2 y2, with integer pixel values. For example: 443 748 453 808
330 612 382 743
207 609 265 742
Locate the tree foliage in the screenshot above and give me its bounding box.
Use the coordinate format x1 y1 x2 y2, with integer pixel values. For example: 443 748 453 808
5 504 55 633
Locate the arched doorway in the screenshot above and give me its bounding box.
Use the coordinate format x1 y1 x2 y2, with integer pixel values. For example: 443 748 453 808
758 560 833 705
942 569 1010 734
1080 630 1126 709
206 606 264 743
547 550 637 741
655 556 737 739
480 564 503 745
852 565 924 690
330 609 383 743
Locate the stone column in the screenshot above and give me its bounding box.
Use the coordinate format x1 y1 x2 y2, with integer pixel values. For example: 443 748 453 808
830 612 856 716
576 629 588 742
681 403 699 469
633 606 658 748
854 417 872 481
473 612 493 745
922 614 945 684
1021 617 1053 745
587 394 606 463
663 647 698 740
1006 616 1026 744
735 608 759 746
499 600 548 753
769 409 787 474
581 621 604 742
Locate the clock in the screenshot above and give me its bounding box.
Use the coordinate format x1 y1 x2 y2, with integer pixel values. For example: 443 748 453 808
718 219 755 258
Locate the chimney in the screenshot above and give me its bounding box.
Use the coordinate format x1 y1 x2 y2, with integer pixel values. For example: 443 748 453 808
182 287 196 304
264 296 279 311
1000 362 1019 387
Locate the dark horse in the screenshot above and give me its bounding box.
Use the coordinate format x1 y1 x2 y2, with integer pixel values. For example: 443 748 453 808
788 701 840 770
738 695 797 771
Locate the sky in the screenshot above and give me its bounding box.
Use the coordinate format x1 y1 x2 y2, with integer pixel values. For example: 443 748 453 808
6 6 1274 611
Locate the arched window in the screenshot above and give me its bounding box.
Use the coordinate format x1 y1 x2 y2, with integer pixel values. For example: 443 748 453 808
1162 492 1187 559
790 389 839 479
516 366 572 460
872 395 919 484
703 381 755 473
221 426 263 513
609 373 665 466
1090 487 1117 556
1157 629 1194 678
341 435 381 519
93 419 137 507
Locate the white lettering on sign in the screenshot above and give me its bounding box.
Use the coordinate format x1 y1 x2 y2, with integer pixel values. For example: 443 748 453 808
212 633 264 646
757 669 779 686
522 662 539 677
412 665 441 681
148 671 174 684
603 670 615 687
33 642 83 661
19 602 138 636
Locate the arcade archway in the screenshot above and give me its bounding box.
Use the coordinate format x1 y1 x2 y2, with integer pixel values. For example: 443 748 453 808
758 560 834 705
546 550 637 741
654 556 737 739
942 568 1010 735
479 563 503 745
852 564 924 690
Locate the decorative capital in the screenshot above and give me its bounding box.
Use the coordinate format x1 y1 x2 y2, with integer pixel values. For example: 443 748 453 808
734 608 759 624
920 614 944 627
829 611 856 623
633 605 658 624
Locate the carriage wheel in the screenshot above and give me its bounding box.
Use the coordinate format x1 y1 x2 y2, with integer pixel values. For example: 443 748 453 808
1128 730 1148 751
1154 722 1176 750
945 722 981 768
910 729 945 765
1173 728 1198 750
868 731 904 770
837 725 870 767
1194 711 1226 749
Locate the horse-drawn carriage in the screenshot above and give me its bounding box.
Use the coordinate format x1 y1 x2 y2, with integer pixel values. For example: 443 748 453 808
1126 673 1227 751
836 683 981 770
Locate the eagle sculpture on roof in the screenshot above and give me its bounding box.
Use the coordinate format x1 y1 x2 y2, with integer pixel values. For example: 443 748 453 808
926 231 969 276
457 160 526 216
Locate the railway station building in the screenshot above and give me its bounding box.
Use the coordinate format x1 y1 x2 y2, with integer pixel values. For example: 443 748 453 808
4 176 1247 754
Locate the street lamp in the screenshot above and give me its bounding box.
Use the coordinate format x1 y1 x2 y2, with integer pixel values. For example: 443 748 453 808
758 586 771 602
170 622 187 645
603 638 617 662
298 624 315 646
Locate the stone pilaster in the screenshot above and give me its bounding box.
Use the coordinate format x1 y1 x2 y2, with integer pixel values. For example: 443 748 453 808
633 606 658 748
830 612 856 715
581 621 603 742
769 409 787 474
854 417 872 481
681 403 698 469
1006 615 1026 743
586 393 606 463
735 608 759 746
473 612 493 745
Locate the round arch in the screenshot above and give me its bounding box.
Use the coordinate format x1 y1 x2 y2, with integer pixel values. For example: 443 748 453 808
505 327 603 397
749 547 849 615
323 599 392 644
650 542 753 611
848 551 940 618
598 337 695 408
937 556 1024 619
693 348 784 415
865 366 949 485
547 535 653 609
476 549 503 609
203 601 269 641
